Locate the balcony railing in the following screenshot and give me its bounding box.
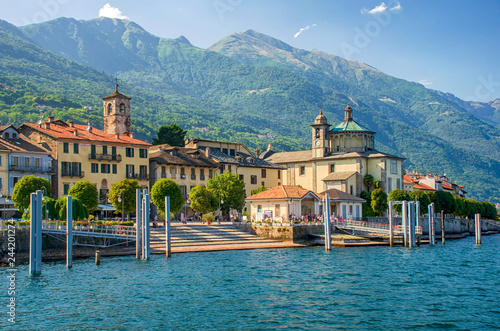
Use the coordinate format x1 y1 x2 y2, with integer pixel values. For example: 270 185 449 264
200 175 205 180
61 170 85 178
9 165 55 173
161 172 167 178
127 173 149 180
88 154 122 162
191 174 196 180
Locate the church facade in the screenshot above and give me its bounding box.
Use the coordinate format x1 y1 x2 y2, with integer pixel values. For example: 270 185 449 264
263 106 404 199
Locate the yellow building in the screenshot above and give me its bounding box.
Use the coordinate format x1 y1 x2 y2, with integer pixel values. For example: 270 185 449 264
184 139 283 212
263 106 404 197
19 86 151 202
149 144 219 216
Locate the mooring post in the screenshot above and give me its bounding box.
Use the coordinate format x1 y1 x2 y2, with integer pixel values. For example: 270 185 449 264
408 202 414 248
323 194 331 251
475 214 481 245
95 250 101 265
402 201 408 247
428 203 434 246
165 196 171 257
142 189 150 259
29 191 42 275
135 188 142 259
66 195 73 268
441 210 445 245
389 201 394 247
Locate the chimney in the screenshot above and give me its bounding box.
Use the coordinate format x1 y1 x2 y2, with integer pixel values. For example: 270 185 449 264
48 116 54 123
87 125 92 133
69 121 74 127
205 147 210 158
44 123 50 129
267 143 273 152
130 132 134 138
115 133 120 139
123 132 129 137
73 131 78 137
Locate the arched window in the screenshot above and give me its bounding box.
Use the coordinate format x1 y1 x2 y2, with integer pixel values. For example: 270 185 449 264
120 104 125 113
12 133 17 139
107 104 112 115
315 128 320 139
4 132 9 138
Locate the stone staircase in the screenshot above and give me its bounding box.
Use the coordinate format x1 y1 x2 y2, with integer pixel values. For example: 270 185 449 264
150 223 301 253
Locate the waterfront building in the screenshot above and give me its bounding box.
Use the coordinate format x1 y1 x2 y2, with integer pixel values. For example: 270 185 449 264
184 138 283 212
405 171 465 197
0 125 53 217
19 86 151 202
262 106 404 196
149 144 219 216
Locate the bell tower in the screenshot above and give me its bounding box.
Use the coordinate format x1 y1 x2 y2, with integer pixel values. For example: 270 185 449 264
310 108 330 158
102 83 132 136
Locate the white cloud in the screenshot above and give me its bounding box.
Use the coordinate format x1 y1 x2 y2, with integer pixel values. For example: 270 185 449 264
361 2 401 14
418 80 433 86
293 23 317 38
99 3 129 20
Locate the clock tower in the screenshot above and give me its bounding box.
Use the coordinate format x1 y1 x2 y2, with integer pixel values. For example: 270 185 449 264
311 109 330 158
102 83 132 136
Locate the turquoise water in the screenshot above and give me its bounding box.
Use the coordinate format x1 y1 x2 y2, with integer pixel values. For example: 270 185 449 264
3 235 500 330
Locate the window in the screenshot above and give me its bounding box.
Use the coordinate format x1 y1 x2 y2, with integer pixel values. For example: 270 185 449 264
329 163 335 173
209 169 213 179
139 149 148 158
315 128 320 138
230 149 235 156
140 165 147 178
200 169 205 180
349 205 353 214
180 167 185 179
0 155 2 166
99 189 109 202
73 143 79 154
228 165 232 173
275 204 280 217
112 164 117 174
0 177 2 190
390 160 398 175
12 156 18 166
257 205 262 213
91 163 98 173
61 162 81 176
180 185 187 197
222 148 228 155
63 142 69 153
220 164 225 172
64 184 70 195
397 178 401 190
13 177 19 187
170 167 176 175
126 147 134 157
191 168 196 179
35 158 41 168
4 132 9 138
261 169 266 178
12 133 17 139
126 164 135 178
107 104 112 114
251 175 257 184
91 145 96 156
101 164 110 174
239 174 244 181
278 170 281 179
25 157 29 168
388 177 393 192
102 146 108 155
112 146 116 155
350 185 353 195
300 166 305 176
262 181 265 187
120 104 125 113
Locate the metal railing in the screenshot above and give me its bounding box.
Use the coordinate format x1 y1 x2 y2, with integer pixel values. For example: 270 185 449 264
60 170 85 178
9 165 55 173
40 220 136 238
88 154 122 162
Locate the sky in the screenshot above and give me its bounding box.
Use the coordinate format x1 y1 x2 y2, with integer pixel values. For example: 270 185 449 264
0 0 499 102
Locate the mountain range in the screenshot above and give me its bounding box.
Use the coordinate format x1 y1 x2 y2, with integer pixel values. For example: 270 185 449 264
0 17 499 203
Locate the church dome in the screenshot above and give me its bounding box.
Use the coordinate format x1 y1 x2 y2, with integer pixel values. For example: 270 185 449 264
314 110 327 124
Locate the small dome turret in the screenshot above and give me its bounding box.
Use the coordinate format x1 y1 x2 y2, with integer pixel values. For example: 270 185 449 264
314 109 327 124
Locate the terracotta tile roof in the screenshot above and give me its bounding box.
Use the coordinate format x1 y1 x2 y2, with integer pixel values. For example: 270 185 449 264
246 185 316 200
413 183 436 191
149 146 219 168
0 135 51 153
266 149 404 163
22 121 151 146
322 171 357 181
318 188 365 202
442 184 453 190
404 175 418 184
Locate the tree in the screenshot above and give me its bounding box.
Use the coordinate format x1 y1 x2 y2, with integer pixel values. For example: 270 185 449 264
68 180 98 213
189 185 218 214
207 171 246 214
12 175 51 212
371 189 388 216
428 191 456 215
42 197 58 220
373 179 382 189
388 189 409 214
152 123 187 146
360 190 376 217
251 185 268 196
409 190 431 216
363 174 374 192
151 178 184 214
55 197 89 221
108 179 141 218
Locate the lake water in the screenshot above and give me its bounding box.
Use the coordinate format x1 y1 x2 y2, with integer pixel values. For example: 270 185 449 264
3 235 500 330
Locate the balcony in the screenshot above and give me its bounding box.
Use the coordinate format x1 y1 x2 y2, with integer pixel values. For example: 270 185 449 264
61 170 85 178
88 154 122 162
127 173 149 180
161 172 167 178
200 175 205 180
191 174 196 180
9 164 55 173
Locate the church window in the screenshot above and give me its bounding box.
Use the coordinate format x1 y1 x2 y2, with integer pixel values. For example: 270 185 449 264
315 128 320 139
120 104 125 113
107 104 112 114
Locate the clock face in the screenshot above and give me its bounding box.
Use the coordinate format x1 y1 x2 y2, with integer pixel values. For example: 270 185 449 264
315 140 321 146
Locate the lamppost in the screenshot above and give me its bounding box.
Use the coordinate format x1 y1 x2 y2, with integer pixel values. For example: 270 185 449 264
40 186 48 221
0 192 8 221
118 191 124 222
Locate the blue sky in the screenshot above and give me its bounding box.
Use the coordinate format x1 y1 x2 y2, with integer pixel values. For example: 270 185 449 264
1 0 499 102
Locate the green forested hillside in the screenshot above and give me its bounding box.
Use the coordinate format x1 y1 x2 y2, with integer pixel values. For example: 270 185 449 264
0 18 499 203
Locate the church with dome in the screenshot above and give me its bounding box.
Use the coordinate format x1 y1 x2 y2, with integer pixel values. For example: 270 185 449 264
262 105 404 209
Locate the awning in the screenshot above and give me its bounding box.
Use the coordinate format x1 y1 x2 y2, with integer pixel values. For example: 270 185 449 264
97 203 115 211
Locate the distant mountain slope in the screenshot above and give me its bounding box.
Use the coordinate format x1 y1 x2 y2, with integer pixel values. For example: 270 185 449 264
1 17 497 203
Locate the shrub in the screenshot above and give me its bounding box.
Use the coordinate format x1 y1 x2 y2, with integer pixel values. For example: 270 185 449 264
203 213 215 222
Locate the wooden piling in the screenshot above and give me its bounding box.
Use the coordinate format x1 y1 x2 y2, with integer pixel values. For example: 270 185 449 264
135 189 142 259
67 195 73 269
441 210 445 245
165 196 171 258
475 214 481 245
95 251 101 265
389 201 394 247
